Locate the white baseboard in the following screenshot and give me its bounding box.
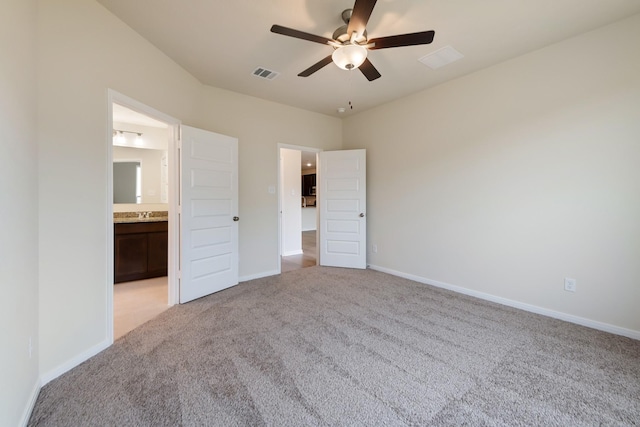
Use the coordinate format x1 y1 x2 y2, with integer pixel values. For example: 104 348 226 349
368 264 640 341
282 250 303 256
40 338 111 386
20 377 41 427
36 267 277 393
239 269 279 283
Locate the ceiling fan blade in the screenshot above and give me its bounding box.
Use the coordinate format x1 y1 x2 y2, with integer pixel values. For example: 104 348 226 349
368 30 435 50
270 25 334 45
347 0 377 39
359 58 381 81
298 55 334 77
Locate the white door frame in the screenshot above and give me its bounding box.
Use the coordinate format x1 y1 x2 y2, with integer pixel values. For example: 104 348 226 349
276 143 321 274
106 89 181 343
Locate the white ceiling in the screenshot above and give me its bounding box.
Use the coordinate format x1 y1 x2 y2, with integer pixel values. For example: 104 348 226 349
112 104 168 128
301 151 317 171
97 0 640 118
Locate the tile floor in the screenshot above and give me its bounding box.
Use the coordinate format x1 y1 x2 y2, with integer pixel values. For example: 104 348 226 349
113 276 169 340
281 230 317 273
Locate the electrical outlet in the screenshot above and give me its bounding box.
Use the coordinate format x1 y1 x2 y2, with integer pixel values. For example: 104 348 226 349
564 277 576 292
372 244 378 253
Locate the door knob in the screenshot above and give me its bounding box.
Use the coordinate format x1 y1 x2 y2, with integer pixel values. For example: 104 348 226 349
233 216 239 221
359 213 365 218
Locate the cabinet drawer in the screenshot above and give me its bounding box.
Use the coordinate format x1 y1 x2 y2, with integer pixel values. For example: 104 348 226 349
115 221 168 235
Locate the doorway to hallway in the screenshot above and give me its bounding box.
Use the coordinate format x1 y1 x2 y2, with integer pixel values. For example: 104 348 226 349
281 230 316 273
278 144 320 274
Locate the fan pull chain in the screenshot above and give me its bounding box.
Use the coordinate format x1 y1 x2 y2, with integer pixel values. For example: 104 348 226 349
347 69 355 111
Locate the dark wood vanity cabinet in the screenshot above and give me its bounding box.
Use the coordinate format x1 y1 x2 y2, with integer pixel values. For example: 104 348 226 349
302 173 316 196
114 221 168 283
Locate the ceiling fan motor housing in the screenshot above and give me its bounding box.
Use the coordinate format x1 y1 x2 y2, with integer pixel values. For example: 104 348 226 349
334 9 368 44
341 9 353 24
333 25 367 44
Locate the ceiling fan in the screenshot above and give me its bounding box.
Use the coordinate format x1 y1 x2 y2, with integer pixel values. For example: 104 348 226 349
270 0 435 81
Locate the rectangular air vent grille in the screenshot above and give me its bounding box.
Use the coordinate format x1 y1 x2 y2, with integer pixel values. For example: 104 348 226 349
418 46 464 70
252 67 280 80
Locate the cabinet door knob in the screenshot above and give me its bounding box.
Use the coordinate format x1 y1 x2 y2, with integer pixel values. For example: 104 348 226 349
233 216 239 221
359 213 365 218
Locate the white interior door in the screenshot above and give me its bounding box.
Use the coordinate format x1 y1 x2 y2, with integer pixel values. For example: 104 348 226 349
180 125 238 303
318 149 366 269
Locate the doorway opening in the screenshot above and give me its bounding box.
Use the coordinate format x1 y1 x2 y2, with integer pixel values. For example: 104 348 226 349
107 90 180 342
278 145 320 273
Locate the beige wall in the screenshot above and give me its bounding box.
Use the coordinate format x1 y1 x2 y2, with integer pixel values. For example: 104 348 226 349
36 0 341 384
37 0 202 380
0 0 39 425
343 14 640 334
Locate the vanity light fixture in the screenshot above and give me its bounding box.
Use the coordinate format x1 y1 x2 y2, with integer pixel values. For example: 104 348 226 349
113 129 143 145
113 130 125 144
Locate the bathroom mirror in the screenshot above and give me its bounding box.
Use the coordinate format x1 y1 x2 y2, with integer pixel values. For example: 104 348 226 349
113 161 140 203
113 146 167 205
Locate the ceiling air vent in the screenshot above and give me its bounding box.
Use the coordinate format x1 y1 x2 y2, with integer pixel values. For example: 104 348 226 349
419 46 464 70
252 67 280 80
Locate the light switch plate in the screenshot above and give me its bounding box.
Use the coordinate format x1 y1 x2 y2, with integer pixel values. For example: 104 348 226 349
564 277 576 292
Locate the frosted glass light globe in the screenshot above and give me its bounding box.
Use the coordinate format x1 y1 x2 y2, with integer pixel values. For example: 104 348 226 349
332 44 367 70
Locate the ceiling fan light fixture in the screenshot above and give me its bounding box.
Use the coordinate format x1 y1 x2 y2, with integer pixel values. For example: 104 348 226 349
270 0 435 81
332 44 367 70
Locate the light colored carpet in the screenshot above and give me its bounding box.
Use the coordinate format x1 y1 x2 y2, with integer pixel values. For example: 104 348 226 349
29 267 640 426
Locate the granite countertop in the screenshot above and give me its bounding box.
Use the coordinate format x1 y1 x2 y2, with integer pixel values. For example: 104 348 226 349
114 211 168 224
